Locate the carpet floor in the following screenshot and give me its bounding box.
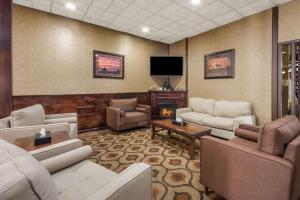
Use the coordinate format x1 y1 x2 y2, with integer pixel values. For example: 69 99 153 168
79 128 223 200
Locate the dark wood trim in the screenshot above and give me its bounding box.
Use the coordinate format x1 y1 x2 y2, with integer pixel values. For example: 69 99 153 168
185 38 189 91
0 0 12 118
271 7 279 120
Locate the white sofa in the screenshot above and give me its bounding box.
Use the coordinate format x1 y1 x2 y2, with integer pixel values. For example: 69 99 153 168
176 97 256 140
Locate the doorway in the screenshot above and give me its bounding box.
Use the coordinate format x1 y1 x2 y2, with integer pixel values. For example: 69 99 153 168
278 40 300 117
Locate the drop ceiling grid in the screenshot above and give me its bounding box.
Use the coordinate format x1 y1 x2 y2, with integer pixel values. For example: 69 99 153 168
13 0 290 44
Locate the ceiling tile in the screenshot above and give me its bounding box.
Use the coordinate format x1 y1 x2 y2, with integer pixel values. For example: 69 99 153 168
14 0 291 44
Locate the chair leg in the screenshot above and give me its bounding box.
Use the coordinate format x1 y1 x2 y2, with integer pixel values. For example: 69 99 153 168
204 186 209 195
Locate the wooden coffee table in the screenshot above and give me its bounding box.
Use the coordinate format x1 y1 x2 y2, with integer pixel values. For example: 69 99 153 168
14 131 70 152
151 119 211 159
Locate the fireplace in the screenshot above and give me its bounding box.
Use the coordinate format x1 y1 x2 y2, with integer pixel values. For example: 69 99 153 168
149 90 187 119
158 103 177 119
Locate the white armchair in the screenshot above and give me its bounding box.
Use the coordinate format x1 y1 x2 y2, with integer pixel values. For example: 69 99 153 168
0 104 78 140
0 139 152 200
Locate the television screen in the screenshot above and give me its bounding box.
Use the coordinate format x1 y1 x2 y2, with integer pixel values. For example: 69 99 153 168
150 57 183 75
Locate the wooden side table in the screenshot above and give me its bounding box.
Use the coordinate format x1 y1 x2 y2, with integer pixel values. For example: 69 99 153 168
14 131 70 152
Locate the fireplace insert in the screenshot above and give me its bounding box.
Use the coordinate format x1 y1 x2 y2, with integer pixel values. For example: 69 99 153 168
158 103 177 119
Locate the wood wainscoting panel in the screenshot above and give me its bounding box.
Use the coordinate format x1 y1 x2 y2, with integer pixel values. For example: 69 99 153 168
13 93 150 132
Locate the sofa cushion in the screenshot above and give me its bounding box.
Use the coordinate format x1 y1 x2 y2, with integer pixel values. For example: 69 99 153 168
123 112 149 124
189 97 215 115
258 115 300 156
52 160 117 200
0 139 59 200
214 100 251 118
179 112 213 125
202 117 234 131
110 98 138 112
10 104 45 127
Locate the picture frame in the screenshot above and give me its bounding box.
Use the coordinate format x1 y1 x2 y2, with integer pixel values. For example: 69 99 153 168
204 49 235 79
93 50 124 79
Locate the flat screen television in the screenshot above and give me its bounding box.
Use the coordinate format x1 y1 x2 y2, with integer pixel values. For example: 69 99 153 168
150 57 183 75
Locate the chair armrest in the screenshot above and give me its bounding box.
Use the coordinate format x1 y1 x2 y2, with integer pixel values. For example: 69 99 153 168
45 113 77 119
30 139 83 161
239 123 261 133
45 113 77 124
0 117 10 129
176 107 192 118
40 145 92 174
233 115 256 130
200 136 293 200
0 123 70 143
136 104 151 113
85 163 152 200
106 107 122 128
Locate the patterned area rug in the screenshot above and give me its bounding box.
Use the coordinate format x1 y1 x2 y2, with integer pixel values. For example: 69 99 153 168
79 128 223 200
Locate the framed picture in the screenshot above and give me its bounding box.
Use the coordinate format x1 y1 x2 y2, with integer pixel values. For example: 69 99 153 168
204 49 235 79
93 50 124 79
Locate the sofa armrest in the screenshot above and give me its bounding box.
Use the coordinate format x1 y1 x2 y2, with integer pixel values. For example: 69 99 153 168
85 163 152 200
176 107 192 118
233 115 256 130
200 136 293 200
45 113 77 119
40 145 92 174
106 107 122 128
30 139 83 161
239 123 260 132
0 123 70 143
235 124 261 142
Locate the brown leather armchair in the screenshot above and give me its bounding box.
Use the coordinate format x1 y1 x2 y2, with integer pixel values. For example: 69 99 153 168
106 98 151 131
200 115 300 200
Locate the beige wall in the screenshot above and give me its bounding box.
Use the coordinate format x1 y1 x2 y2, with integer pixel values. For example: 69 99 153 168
279 0 300 43
168 39 186 90
13 5 168 95
186 10 273 125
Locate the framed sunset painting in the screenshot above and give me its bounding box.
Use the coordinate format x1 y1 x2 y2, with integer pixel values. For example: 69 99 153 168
93 50 124 79
204 49 235 79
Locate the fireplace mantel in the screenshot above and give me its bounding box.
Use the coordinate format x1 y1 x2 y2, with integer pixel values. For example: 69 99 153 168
149 90 187 119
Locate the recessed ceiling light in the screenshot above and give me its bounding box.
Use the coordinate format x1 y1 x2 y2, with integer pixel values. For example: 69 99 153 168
191 0 201 5
65 3 76 10
142 27 149 33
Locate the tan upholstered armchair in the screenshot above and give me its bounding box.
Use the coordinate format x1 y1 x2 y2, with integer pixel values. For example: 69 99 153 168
0 104 78 142
200 116 300 200
106 98 151 131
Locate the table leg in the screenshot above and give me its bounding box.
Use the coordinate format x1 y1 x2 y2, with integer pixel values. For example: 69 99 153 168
189 138 195 160
151 125 156 139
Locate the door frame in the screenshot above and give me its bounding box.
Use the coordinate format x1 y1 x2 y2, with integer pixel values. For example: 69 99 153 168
278 39 300 117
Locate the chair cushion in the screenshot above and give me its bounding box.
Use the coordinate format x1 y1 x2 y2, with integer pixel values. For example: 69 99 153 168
10 104 45 127
123 112 149 124
202 117 234 131
214 100 251 118
179 112 213 124
258 115 300 156
110 98 138 112
189 97 215 115
0 139 59 200
52 160 117 200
